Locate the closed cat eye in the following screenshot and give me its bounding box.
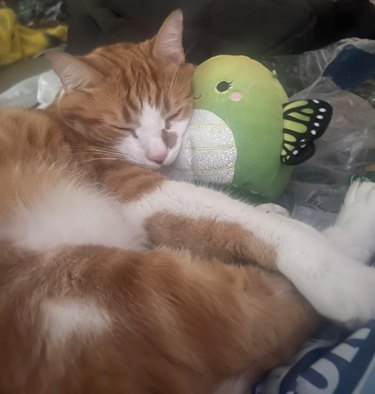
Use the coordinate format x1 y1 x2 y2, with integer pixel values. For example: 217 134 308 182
166 110 181 123
110 125 136 136
166 110 182 129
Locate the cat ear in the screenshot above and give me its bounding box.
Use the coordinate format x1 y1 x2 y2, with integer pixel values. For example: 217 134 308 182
46 52 104 91
153 10 185 65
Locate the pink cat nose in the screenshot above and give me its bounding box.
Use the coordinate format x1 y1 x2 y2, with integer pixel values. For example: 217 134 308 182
147 151 168 164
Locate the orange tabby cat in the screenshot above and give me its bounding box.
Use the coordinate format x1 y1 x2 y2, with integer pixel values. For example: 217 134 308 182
0 10 374 394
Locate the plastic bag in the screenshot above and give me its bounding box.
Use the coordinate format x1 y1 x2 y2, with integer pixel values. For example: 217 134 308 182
273 39 375 229
37 68 61 108
261 37 375 107
0 73 40 107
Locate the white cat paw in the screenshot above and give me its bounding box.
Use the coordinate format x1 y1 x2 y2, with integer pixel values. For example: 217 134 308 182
276 219 375 327
256 203 289 216
315 262 375 327
324 181 375 263
284 253 375 327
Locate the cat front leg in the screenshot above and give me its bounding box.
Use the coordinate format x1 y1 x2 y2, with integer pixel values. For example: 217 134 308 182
122 180 375 325
323 181 375 264
257 182 375 263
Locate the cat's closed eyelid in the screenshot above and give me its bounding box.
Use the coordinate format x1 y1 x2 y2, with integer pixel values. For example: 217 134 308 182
165 110 182 129
166 110 182 122
110 125 137 136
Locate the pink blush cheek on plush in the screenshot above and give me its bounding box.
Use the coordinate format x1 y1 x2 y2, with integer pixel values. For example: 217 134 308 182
229 92 242 102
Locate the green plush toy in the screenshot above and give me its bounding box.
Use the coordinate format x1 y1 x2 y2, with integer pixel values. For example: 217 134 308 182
167 55 332 199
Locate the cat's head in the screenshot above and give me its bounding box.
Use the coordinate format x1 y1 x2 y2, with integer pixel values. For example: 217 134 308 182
47 10 194 169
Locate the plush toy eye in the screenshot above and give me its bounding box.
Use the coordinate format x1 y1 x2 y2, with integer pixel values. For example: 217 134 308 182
216 81 232 93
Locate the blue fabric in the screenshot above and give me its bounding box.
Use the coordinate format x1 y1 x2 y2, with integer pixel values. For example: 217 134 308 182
323 45 375 89
253 321 375 394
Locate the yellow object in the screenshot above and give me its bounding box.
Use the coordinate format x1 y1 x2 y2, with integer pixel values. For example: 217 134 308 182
0 8 67 67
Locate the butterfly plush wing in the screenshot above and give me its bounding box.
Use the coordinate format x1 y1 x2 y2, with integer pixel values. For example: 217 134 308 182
281 99 332 165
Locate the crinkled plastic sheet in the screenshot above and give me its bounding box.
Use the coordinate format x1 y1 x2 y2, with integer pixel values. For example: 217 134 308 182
0 73 40 108
36 68 61 107
295 38 375 98
273 39 375 230
279 79 375 229
262 38 375 106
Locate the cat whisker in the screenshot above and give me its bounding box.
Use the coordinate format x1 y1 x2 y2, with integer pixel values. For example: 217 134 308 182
79 157 121 164
168 63 182 98
70 146 120 157
71 145 125 159
167 40 197 98
88 150 124 159
183 40 198 60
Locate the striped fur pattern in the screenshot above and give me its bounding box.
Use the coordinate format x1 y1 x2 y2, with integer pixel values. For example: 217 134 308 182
47 11 194 169
0 9 375 394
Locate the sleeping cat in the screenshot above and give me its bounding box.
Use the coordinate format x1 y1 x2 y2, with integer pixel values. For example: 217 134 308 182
0 10 374 394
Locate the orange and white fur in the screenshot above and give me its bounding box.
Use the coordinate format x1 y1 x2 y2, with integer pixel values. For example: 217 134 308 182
0 10 374 394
